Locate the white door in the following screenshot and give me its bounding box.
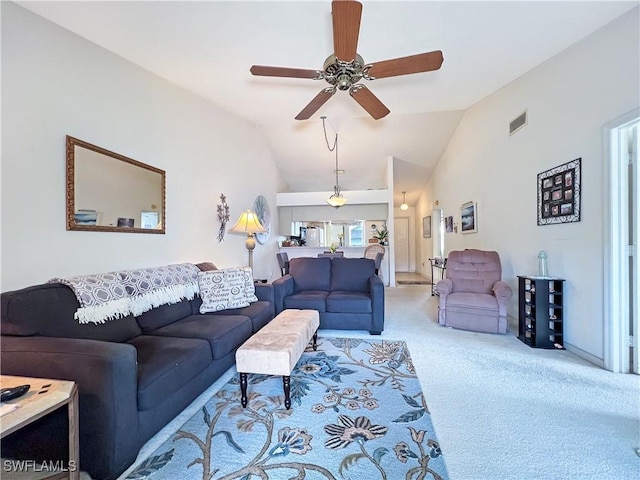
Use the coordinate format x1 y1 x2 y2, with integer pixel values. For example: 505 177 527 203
605 112 639 373
628 123 639 373
394 217 410 272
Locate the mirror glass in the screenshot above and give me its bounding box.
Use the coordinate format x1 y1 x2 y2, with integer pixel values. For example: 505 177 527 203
66 136 165 234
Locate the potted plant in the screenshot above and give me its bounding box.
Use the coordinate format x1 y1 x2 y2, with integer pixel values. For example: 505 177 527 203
375 227 389 245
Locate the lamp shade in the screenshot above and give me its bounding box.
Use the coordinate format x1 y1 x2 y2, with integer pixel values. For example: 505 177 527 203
327 194 347 208
229 210 267 234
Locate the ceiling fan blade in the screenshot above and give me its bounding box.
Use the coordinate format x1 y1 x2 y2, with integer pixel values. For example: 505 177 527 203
295 88 336 120
367 51 444 79
349 85 390 120
250 65 321 79
332 0 362 61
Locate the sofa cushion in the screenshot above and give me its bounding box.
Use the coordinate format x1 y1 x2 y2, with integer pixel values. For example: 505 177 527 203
208 301 274 332
330 257 375 292
283 291 329 312
128 334 212 411
447 249 502 294
290 257 331 292
326 291 372 313
447 292 498 312
146 314 252 359
1 283 141 342
135 299 192 333
198 270 249 312
451 278 494 295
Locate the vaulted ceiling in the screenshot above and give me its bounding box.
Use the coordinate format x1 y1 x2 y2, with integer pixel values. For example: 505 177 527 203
17 1 637 207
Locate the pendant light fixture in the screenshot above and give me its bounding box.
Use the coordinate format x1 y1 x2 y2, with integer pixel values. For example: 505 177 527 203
321 116 347 208
400 191 409 211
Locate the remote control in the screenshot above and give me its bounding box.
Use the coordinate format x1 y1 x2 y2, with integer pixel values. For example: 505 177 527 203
1 384 30 402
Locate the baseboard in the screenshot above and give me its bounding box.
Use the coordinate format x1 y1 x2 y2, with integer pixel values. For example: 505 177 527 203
507 314 518 335
564 342 605 369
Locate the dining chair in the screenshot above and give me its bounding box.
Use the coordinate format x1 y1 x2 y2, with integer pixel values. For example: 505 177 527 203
276 252 290 276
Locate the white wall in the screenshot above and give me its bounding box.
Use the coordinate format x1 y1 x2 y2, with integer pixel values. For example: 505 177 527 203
417 7 639 363
1 3 282 290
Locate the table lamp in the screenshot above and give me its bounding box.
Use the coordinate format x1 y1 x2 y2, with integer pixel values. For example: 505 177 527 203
229 210 267 270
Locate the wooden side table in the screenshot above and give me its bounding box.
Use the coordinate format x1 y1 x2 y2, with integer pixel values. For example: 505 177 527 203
1 375 79 480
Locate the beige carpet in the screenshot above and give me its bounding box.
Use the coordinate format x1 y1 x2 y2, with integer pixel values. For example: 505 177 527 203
119 285 639 480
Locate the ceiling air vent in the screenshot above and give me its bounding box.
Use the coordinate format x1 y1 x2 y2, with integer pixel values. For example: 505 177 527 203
509 110 527 136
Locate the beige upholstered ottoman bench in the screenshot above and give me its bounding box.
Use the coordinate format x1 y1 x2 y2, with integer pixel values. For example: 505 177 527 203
235 309 319 409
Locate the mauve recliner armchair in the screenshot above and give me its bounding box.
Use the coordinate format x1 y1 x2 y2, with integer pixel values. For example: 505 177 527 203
435 249 512 333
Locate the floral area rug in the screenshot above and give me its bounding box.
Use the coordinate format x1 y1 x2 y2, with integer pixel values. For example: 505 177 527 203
125 337 448 480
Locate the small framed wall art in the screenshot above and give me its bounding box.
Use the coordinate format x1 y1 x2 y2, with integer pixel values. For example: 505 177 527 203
252 195 271 244
537 158 581 225
460 201 477 234
422 216 431 238
445 216 454 233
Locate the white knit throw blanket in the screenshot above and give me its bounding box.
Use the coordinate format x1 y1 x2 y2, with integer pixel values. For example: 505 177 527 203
119 263 200 316
49 263 200 324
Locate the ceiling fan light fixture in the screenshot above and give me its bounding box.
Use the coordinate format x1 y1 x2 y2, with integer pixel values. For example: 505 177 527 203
337 74 352 90
400 191 409 211
321 116 347 208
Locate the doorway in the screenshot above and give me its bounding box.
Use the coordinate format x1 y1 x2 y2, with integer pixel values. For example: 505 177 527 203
604 110 639 374
394 217 410 272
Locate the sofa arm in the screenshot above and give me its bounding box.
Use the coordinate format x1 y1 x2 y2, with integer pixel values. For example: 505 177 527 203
435 278 452 297
492 281 512 301
1 335 139 480
492 280 513 317
272 275 294 314
435 279 453 325
254 283 274 303
369 275 385 334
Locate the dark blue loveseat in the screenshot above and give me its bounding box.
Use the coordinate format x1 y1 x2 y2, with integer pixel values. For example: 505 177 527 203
272 256 384 335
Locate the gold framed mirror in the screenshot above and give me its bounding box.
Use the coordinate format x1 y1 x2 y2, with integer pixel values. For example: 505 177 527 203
66 136 166 234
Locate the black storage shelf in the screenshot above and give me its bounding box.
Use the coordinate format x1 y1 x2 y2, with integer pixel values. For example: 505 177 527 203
518 275 565 349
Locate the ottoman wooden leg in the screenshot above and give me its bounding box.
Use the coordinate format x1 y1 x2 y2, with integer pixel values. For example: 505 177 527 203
240 373 248 408
313 329 318 351
283 376 291 409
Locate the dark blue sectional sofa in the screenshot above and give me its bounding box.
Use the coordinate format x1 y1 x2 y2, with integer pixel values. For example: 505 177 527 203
0 278 275 480
272 256 385 335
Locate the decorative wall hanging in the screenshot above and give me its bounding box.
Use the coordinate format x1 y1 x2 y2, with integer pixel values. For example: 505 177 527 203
423 216 431 238
217 193 230 242
537 158 581 225
460 201 477 234
252 195 271 245
445 216 454 233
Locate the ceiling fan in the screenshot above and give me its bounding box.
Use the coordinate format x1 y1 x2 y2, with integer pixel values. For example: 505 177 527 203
250 0 444 121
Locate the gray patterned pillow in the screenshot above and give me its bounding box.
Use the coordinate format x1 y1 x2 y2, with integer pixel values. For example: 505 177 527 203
198 269 249 313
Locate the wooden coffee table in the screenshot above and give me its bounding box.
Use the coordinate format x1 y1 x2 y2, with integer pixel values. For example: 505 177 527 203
1 375 79 480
